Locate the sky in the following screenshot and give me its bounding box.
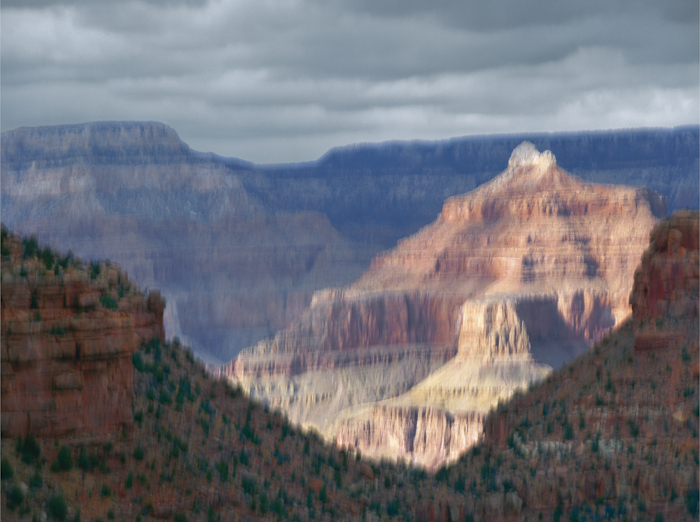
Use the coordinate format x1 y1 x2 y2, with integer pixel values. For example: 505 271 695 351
1 0 698 164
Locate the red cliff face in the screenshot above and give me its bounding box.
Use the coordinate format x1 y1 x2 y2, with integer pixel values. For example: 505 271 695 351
629 210 699 352
221 142 665 467
1 233 165 438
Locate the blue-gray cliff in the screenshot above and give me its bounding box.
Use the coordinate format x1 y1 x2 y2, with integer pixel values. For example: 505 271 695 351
2 122 697 362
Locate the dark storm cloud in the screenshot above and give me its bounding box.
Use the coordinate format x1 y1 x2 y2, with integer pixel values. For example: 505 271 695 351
329 0 699 30
1 0 209 7
1 0 697 162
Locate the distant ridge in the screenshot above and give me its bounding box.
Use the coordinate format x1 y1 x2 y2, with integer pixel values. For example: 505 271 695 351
1 122 697 364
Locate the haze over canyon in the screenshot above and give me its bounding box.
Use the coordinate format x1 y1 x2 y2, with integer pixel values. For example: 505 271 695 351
2 122 697 370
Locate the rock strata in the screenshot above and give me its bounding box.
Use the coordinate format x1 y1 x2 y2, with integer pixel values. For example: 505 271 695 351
1 230 164 438
3 123 696 364
472 211 699 521
336 407 484 470
223 142 665 467
629 210 699 327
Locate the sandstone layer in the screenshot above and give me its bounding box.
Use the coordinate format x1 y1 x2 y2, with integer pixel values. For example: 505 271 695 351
2 123 696 364
1 231 165 438
222 142 665 467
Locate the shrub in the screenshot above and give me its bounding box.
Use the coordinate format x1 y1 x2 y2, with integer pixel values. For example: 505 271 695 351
241 476 257 495
125 472 134 489
216 461 229 483
628 421 640 438
100 484 112 498
56 445 73 471
258 492 268 514
50 324 66 336
133 446 145 461
682 346 690 361
174 514 188 522
687 488 699 516
41 248 54 270
49 493 68 521
30 470 43 489
1 457 13 480
159 389 172 405
100 294 118 310
77 447 96 472
19 434 41 464
6 484 24 511
563 423 574 440
22 235 39 259
132 351 145 371
387 498 401 517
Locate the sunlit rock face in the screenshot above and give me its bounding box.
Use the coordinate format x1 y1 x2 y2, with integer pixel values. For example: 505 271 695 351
222 142 665 468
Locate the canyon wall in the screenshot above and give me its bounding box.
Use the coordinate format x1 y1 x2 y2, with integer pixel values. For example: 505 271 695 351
469 210 699 521
336 407 484 470
629 210 700 352
2 122 696 364
225 142 665 467
1 231 164 438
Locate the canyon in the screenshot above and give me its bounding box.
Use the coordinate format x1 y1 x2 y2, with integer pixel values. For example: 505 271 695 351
1 122 697 365
1 230 165 439
0 211 696 521
221 142 667 467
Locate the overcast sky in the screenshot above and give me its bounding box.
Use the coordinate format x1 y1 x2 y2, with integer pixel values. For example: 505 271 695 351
2 0 698 163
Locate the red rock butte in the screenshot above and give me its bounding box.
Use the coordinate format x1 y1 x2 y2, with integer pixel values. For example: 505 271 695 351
630 209 699 352
1 233 165 439
219 141 667 468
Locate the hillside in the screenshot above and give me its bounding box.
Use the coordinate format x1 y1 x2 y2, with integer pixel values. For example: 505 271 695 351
2 213 698 521
2 123 697 364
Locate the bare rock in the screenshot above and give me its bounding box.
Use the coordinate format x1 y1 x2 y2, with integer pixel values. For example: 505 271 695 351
222 142 664 468
1 234 165 438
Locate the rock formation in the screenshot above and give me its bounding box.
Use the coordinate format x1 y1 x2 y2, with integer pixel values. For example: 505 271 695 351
0 122 378 364
2 122 696 364
221 142 666 467
629 210 699 336
1 230 164 438
469 209 699 521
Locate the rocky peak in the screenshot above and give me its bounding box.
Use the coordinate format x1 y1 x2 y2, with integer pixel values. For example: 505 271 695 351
441 141 666 223
507 140 556 170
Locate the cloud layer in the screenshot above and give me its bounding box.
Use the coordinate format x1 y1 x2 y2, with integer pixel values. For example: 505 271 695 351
2 0 698 163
